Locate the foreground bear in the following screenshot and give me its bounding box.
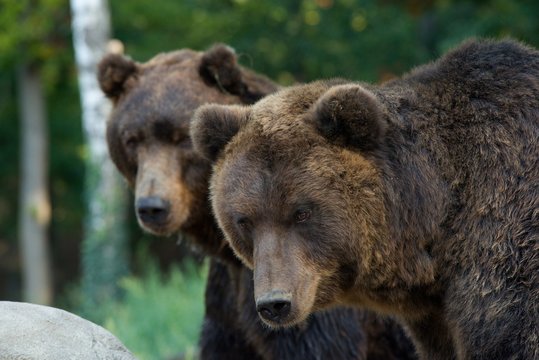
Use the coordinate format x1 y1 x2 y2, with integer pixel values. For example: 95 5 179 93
192 39 539 359
98 45 416 359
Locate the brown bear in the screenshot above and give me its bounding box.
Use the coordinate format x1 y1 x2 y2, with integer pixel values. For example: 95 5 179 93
192 39 539 360
98 45 417 359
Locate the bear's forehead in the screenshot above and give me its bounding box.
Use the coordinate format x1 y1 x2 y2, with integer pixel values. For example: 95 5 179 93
215 141 343 214
243 105 321 148
222 130 335 190
220 82 336 175
112 55 240 130
228 119 322 171
135 49 239 106
245 80 334 134
216 80 353 206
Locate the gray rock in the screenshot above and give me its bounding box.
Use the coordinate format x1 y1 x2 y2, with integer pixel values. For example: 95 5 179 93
0 301 136 360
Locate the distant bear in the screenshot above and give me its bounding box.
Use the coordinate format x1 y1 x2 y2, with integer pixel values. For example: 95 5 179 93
98 45 416 359
192 39 539 359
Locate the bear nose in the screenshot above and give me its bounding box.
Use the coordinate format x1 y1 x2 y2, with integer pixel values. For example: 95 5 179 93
136 196 170 225
256 292 292 323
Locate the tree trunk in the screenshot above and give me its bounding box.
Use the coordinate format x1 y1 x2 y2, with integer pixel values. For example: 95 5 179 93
17 64 52 305
70 0 129 320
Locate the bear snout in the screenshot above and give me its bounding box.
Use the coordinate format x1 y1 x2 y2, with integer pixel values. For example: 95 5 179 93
136 196 171 228
255 290 292 324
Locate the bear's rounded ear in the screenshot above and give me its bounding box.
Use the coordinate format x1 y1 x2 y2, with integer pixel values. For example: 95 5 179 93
191 104 249 162
199 43 278 104
97 53 139 102
311 84 387 151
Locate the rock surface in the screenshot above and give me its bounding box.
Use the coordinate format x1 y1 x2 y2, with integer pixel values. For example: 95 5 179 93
0 301 136 360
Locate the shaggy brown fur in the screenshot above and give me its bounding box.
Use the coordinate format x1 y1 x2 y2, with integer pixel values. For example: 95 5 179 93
192 39 539 359
98 44 416 359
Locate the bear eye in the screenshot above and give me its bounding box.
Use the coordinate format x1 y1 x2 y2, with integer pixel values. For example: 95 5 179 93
236 217 251 230
125 135 141 149
172 131 188 144
294 208 312 223
170 131 192 149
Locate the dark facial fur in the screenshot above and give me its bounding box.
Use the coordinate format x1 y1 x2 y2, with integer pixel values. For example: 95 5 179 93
99 45 277 250
195 81 430 323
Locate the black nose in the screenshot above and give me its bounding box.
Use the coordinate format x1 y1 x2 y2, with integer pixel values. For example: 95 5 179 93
136 196 170 225
256 297 291 323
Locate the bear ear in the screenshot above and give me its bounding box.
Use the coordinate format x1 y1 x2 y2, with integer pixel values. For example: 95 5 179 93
311 84 387 151
191 104 250 162
199 43 278 104
97 53 139 102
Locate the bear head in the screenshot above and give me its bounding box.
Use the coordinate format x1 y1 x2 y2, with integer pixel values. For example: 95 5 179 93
191 81 411 327
98 44 278 242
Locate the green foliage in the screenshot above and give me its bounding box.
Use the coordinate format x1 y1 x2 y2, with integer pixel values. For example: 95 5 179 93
48 78 85 237
415 1 538 55
108 0 539 87
0 0 82 301
59 253 206 359
0 73 18 244
0 0 72 86
99 260 206 360
109 0 424 83
79 157 129 323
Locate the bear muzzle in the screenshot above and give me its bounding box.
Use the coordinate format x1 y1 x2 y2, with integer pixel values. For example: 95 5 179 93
136 196 171 228
255 290 292 324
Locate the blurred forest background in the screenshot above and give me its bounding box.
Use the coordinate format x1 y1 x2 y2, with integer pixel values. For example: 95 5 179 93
1 0 539 358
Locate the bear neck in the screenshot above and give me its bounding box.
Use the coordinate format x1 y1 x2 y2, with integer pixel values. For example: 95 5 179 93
360 109 449 305
380 130 447 254
182 199 240 266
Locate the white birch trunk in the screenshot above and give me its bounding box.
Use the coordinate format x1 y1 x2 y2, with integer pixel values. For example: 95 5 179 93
70 0 128 316
17 64 52 305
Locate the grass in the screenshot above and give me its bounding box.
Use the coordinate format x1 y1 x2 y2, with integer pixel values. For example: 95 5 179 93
98 261 207 360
